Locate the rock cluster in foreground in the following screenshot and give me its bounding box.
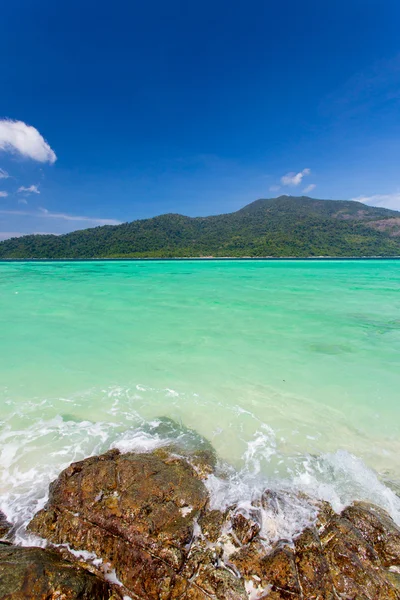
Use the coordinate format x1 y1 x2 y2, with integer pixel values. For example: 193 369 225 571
1 443 400 599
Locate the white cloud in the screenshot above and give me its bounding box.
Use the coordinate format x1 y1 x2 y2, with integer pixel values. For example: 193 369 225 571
0 120 56 164
281 168 311 186
269 185 281 193
18 184 40 194
0 168 9 179
0 191 8 198
18 198 28 205
303 183 316 194
352 193 400 211
0 208 121 226
37 207 121 225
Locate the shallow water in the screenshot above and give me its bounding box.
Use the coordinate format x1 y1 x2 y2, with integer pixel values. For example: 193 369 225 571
0 259 399 541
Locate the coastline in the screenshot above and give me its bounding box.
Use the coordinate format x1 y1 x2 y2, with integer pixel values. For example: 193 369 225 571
1 255 400 262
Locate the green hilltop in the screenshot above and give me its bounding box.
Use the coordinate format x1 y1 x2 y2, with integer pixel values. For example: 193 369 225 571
1 196 400 258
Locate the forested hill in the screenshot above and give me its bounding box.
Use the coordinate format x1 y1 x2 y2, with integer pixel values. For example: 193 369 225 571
1 196 400 258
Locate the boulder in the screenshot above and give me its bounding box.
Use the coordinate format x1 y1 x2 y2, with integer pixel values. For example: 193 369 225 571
0 543 115 599
29 448 245 599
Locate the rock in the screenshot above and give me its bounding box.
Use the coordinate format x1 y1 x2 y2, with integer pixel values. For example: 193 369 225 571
0 512 11 539
342 501 400 568
198 509 226 542
0 543 115 599
136 416 218 479
27 446 400 600
294 526 336 598
320 514 399 599
28 448 240 599
231 512 260 545
259 544 301 598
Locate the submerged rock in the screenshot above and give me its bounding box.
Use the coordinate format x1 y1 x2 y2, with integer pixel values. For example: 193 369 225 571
0 543 114 599
28 446 400 599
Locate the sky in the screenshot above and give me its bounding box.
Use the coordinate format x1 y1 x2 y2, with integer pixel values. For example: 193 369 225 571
1 0 400 239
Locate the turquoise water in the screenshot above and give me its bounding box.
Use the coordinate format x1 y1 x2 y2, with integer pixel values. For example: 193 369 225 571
1 260 400 540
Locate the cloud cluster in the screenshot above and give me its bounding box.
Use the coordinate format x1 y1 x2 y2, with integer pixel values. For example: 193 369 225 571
0 191 8 198
281 168 311 186
18 184 40 194
270 168 316 195
353 193 400 211
0 120 57 164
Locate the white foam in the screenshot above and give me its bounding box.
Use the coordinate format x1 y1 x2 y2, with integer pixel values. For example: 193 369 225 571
104 568 123 586
111 429 169 454
245 579 270 600
293 449 400 525
180 506 193 517
65 546 103 567
242 426 276 475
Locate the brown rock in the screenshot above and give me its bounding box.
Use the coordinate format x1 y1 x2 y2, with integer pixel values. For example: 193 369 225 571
231 512 260 545
230 539 267 578
194 559 246 599
0 543 114 599
321 514 400 599
28 449 231 599
259 545 301 598
342 501 400 567
294 526 336 599
198 509 226 542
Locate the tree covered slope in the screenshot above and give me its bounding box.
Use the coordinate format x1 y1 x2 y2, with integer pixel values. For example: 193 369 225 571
1 196 400 258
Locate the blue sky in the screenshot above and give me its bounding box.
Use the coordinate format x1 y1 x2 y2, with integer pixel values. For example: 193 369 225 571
1 0 400 239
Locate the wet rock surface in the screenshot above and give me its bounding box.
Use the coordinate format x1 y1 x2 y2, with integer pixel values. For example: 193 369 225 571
0 543 115 599
28 448 226 599
25 447 400 600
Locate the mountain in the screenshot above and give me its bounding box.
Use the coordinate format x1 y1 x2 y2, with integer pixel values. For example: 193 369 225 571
1 196 400 259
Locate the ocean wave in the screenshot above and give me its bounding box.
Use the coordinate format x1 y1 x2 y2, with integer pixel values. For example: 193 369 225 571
1 386 400 547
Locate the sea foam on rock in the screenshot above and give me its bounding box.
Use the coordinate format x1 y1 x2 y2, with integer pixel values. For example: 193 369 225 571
24 438 400 600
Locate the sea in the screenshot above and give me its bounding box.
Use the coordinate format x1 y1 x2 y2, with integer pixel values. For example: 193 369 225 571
1 259 399 545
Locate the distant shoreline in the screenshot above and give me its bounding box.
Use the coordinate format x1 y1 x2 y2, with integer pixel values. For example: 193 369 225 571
1 256 400 262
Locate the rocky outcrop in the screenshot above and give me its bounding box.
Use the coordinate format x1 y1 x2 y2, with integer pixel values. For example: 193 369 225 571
28 447 247 599
0 543 115 599
27 446 400 600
